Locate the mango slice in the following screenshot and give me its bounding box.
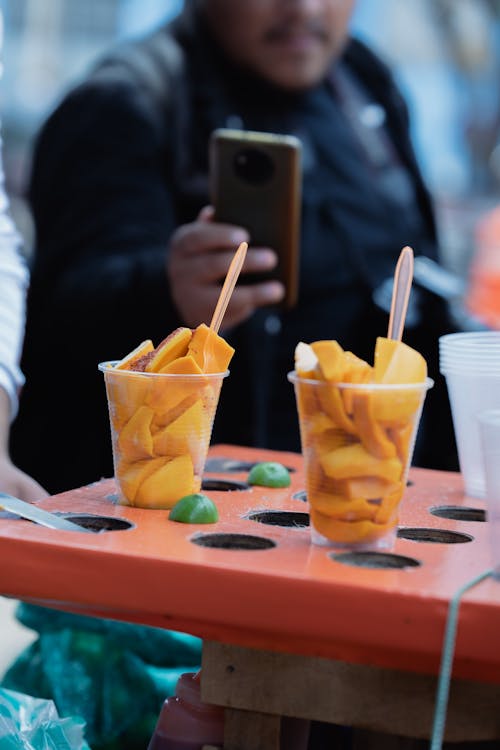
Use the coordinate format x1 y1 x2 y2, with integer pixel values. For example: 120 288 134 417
118 405 155 462
311 492 379 521
374 337 427 384
188 323 234 374
115 339 154 371
159 355 203 376
311 340 345 382
320 443 402 482
310 507 396 544
135 454 198 508
153 399 205 458
116 456 165 504
106 372 152 431
351 392 397 459
144 327 193 372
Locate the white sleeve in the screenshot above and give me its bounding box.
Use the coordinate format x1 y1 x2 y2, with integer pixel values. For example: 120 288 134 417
0 9 28 421
0 131 28 421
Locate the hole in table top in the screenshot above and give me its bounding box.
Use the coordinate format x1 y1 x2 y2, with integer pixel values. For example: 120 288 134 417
430 506 486 523
58 513 134 532
397 527 473 544
331 551 421 569
191 533 276 550
245 510 310 528
204 457 295 474
292 490 307 502
201 478 249 492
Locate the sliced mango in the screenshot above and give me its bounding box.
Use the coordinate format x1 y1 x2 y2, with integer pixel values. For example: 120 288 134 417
320 443 402 482
116 456 165 504
118 405 155 462
159 355 204 376
374 337 427 384
374 489 403 525
153 399 205 457
147 357 204 414
314 428 355 456
135 454 196 508
188 323 234 373
106 372 152 430
152 393 199 430
351 392 397 459
145 327 192 373
311 340 345 382
388 422 415 465
310 507 396 544
342 476 401 500
317 383 355 434
115 339 154 371
310 492 378 521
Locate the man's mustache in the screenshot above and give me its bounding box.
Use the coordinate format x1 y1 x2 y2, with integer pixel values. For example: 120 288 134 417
264 21 330 43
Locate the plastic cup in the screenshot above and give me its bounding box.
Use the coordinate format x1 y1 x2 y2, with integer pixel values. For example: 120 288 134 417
477 409 500 579
288 372 433 550
99 362 228 508
439 332 500 498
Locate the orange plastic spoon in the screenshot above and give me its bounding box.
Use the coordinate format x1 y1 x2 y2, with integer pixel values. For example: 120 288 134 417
387 246 414 342
209 241 248 333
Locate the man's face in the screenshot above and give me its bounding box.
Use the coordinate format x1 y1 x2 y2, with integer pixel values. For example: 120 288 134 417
200 0 356 90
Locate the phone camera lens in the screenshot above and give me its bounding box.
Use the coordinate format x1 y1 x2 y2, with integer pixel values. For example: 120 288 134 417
233 148 275 185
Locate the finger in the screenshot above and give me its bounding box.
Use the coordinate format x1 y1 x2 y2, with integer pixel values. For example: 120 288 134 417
173 222 249 258
198 205 215 222
241 248 278 274
230 281 285 312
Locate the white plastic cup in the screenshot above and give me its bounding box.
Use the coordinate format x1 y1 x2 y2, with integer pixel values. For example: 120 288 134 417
440 332 500 498
477 409 500 578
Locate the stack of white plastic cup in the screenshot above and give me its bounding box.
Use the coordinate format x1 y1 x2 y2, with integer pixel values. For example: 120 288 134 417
477 409 500 577
439 332 500 498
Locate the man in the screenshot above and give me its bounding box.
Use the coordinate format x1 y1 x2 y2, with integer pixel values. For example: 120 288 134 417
11 0 457 495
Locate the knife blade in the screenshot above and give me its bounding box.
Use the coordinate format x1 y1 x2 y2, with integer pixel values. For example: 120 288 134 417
0 493 93 533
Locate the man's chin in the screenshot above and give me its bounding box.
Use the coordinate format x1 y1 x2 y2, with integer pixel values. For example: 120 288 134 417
263 62 330 91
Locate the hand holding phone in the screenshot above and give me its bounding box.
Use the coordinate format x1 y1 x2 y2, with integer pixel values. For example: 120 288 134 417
209 128 302 310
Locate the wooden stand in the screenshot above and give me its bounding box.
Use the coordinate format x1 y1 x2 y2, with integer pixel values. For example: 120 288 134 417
202 641 500 750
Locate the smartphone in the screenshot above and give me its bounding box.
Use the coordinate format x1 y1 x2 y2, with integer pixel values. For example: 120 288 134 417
209 128 302 310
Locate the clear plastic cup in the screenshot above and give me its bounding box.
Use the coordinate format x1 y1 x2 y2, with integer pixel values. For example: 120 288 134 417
99 362 228 508
440 332 500 498
477 409 500 578
288 372 433 550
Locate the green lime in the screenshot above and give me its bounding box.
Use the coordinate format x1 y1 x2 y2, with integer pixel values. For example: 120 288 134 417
169 493 219 524
247 462 291 488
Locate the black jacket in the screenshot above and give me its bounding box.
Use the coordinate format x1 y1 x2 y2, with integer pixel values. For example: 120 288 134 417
11 6 458 493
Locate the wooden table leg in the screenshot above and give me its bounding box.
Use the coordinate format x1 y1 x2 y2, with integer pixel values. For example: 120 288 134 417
223 708 281 750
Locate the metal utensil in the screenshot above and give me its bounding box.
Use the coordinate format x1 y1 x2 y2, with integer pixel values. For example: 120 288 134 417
0 493 93 533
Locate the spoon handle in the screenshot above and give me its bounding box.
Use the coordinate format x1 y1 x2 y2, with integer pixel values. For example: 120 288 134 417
388 246 414 342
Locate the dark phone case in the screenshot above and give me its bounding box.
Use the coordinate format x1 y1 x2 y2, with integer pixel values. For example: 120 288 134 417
210 129 302 310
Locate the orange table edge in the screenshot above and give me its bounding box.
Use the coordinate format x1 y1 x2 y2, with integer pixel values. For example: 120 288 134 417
0 444 498 683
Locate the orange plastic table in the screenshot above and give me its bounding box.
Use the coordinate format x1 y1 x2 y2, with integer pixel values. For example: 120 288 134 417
0 444 499 748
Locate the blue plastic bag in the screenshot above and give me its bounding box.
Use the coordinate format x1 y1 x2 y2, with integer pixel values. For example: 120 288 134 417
0 687 90 749
2 604 202 749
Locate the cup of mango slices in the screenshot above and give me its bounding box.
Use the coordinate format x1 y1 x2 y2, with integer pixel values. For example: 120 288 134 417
288 337 433 549
99 324 233 509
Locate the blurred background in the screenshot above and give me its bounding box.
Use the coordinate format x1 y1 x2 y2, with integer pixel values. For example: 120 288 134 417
2 0 500 280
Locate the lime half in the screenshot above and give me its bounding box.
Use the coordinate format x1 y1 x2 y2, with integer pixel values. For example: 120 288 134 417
169 493 219 524
248 462 291 488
